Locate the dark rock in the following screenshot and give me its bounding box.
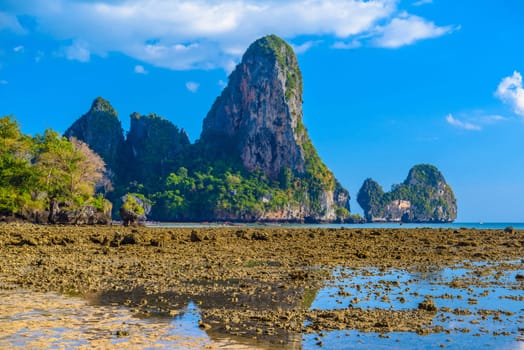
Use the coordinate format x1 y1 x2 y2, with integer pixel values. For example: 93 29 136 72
504 226 515 234
64 97 124 173
252 231 269 241
418 298 438 312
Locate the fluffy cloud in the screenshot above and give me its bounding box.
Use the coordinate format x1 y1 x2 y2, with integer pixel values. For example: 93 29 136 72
372 13 456 48
13 45 24 53
5 1 455 70
445 114 481 131
332 40 362 49
185 81 200 93
495 71 524 117
134 65 148 74
64 40 90 62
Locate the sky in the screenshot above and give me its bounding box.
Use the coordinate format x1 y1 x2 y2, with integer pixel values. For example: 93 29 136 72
1 0 524 222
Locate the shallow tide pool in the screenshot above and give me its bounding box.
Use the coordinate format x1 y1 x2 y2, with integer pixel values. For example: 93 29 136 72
0 261 522 349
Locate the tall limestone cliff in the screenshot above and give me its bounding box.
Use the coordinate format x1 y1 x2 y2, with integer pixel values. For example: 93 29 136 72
199 34 350 221
121 112 190 188
357 164 457 223
64 97 124 172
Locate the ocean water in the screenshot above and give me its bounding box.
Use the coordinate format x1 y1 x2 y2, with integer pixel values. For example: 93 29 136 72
147 222 524 230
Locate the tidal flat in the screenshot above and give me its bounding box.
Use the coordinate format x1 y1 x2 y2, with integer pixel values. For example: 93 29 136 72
0 224 522 349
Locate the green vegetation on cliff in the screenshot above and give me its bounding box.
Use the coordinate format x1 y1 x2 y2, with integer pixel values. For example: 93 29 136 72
357 164 457 223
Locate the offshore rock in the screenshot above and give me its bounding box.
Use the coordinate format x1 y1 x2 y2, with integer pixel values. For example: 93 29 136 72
357 164 457 223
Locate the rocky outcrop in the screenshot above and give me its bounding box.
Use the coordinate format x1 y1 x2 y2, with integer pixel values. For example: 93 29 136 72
47 198 112 225
201 35 306 178
121 113 190 186
357 164 457 223
64 97 124 172
199 34 350 221
119 194 151 226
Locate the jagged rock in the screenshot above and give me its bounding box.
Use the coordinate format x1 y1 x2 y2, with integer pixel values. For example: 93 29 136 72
199 34 350 221
357 164 457 223
64 97 124 172
119 194 150 226
121 113 190 186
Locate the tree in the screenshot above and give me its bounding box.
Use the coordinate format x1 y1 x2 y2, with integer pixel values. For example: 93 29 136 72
34 131 106 206
0 116 37 214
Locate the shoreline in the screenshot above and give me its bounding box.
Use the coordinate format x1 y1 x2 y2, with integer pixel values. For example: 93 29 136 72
0 224 522 347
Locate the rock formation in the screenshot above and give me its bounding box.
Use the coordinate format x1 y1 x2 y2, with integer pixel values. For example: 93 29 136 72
357 164 457 223
121 113 190 187
64 97 124 172
199 34 350 221
62 35 352 223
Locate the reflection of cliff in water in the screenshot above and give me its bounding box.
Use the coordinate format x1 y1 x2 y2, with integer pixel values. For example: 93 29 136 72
92 277 320 349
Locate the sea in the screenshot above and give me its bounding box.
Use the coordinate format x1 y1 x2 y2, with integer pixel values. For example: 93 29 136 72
146 222 524 230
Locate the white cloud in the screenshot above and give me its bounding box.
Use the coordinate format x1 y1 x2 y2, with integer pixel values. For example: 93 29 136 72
495 71 524 117
218 79 227 88
64 40 90 62
332 40 362 49
292 40 322 54
479 114 508 124
5 1 455 70
0 11 26 34
445 114 481 131
413 0 433 6
134 65 148 74
185 81 200 93
373 13 457 48
13 45 24 53
0 80 8 85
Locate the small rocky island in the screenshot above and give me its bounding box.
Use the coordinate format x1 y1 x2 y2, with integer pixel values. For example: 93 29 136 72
357 164 457 223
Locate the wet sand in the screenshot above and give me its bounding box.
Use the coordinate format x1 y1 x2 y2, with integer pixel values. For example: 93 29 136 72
0 224 522 347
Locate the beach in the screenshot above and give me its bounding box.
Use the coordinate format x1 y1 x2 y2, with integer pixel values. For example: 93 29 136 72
0 224 522 348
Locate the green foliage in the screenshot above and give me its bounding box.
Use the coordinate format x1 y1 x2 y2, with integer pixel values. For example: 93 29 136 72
150 164 295 221
121 194 145 216
0 115 109 218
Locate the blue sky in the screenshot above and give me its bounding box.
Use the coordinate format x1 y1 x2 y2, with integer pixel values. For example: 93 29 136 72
1 0 524 222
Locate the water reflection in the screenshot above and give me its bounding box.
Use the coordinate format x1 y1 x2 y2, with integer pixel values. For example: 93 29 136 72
1 260 522 349
307 261 523 349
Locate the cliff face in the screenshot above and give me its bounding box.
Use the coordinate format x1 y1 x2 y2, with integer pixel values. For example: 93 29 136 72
64 97 124 172
200 35 350 221
201 35 305 178
357 164 457 223
121 113 190 187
